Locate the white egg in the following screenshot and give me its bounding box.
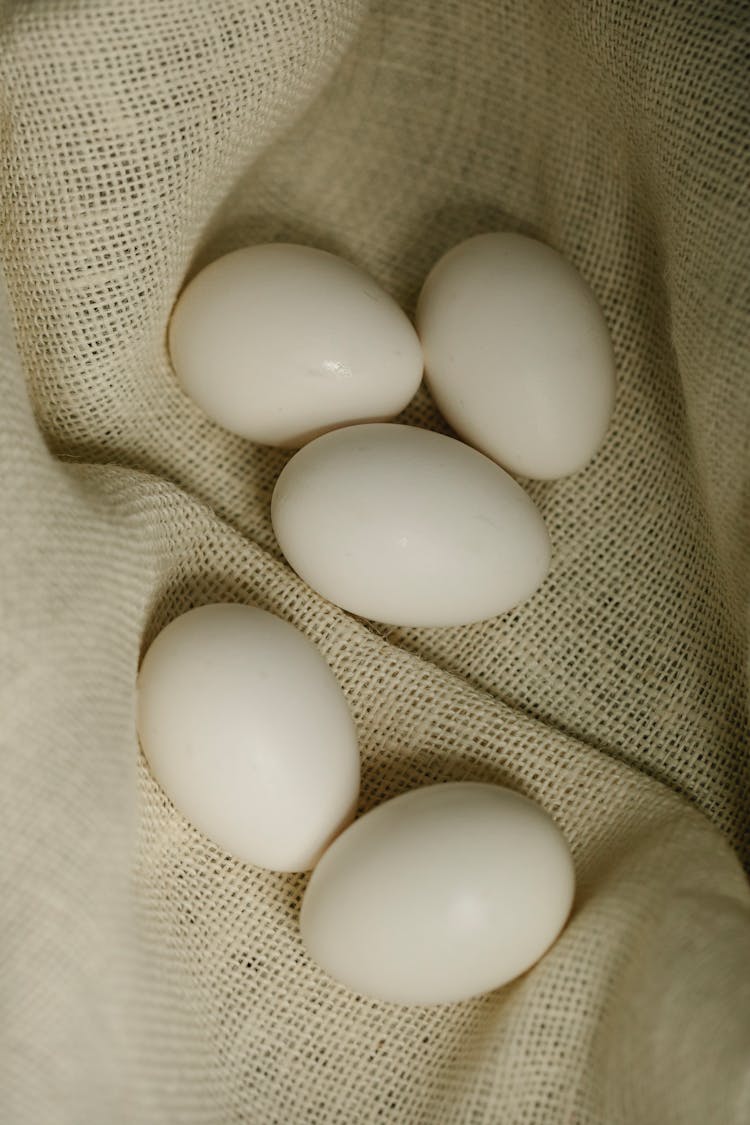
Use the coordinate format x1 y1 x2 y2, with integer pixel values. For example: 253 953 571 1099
300 782 575 1005
168 243 423 447
416 232 616 479
271 422 550 627
136 604 359 871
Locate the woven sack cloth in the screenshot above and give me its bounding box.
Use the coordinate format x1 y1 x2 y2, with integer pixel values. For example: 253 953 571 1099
1 1 749 1122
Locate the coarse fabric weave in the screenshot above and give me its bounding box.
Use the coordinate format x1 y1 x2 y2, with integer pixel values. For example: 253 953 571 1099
1 0 749 1122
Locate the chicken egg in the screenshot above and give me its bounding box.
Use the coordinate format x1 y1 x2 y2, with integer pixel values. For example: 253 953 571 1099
136 603 360 871
271 422 550 627
300 781 575 1005
416 232 616 478
168 243 423 447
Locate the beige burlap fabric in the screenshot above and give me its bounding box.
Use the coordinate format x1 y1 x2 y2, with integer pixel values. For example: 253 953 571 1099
2 1 749 1121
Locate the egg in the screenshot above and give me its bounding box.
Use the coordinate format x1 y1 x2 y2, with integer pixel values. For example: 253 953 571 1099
300 782 575 1005
271 422 550 627
136 604 360 871
167 243 423 447
416 232 616 479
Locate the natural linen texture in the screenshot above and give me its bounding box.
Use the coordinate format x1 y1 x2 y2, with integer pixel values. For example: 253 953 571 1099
1 0 749 1122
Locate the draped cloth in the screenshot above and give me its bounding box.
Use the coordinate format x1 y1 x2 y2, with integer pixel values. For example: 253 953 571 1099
1 2 748 1121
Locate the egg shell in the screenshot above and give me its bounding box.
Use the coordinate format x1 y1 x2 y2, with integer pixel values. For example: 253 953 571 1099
300 782 576 1005
416 232 616 479
136 604 360 872
271 422 551 627
168 243 424 447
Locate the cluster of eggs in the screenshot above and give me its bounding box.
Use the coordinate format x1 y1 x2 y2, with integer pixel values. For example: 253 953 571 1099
137 233 615 1005
169 235 616 627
